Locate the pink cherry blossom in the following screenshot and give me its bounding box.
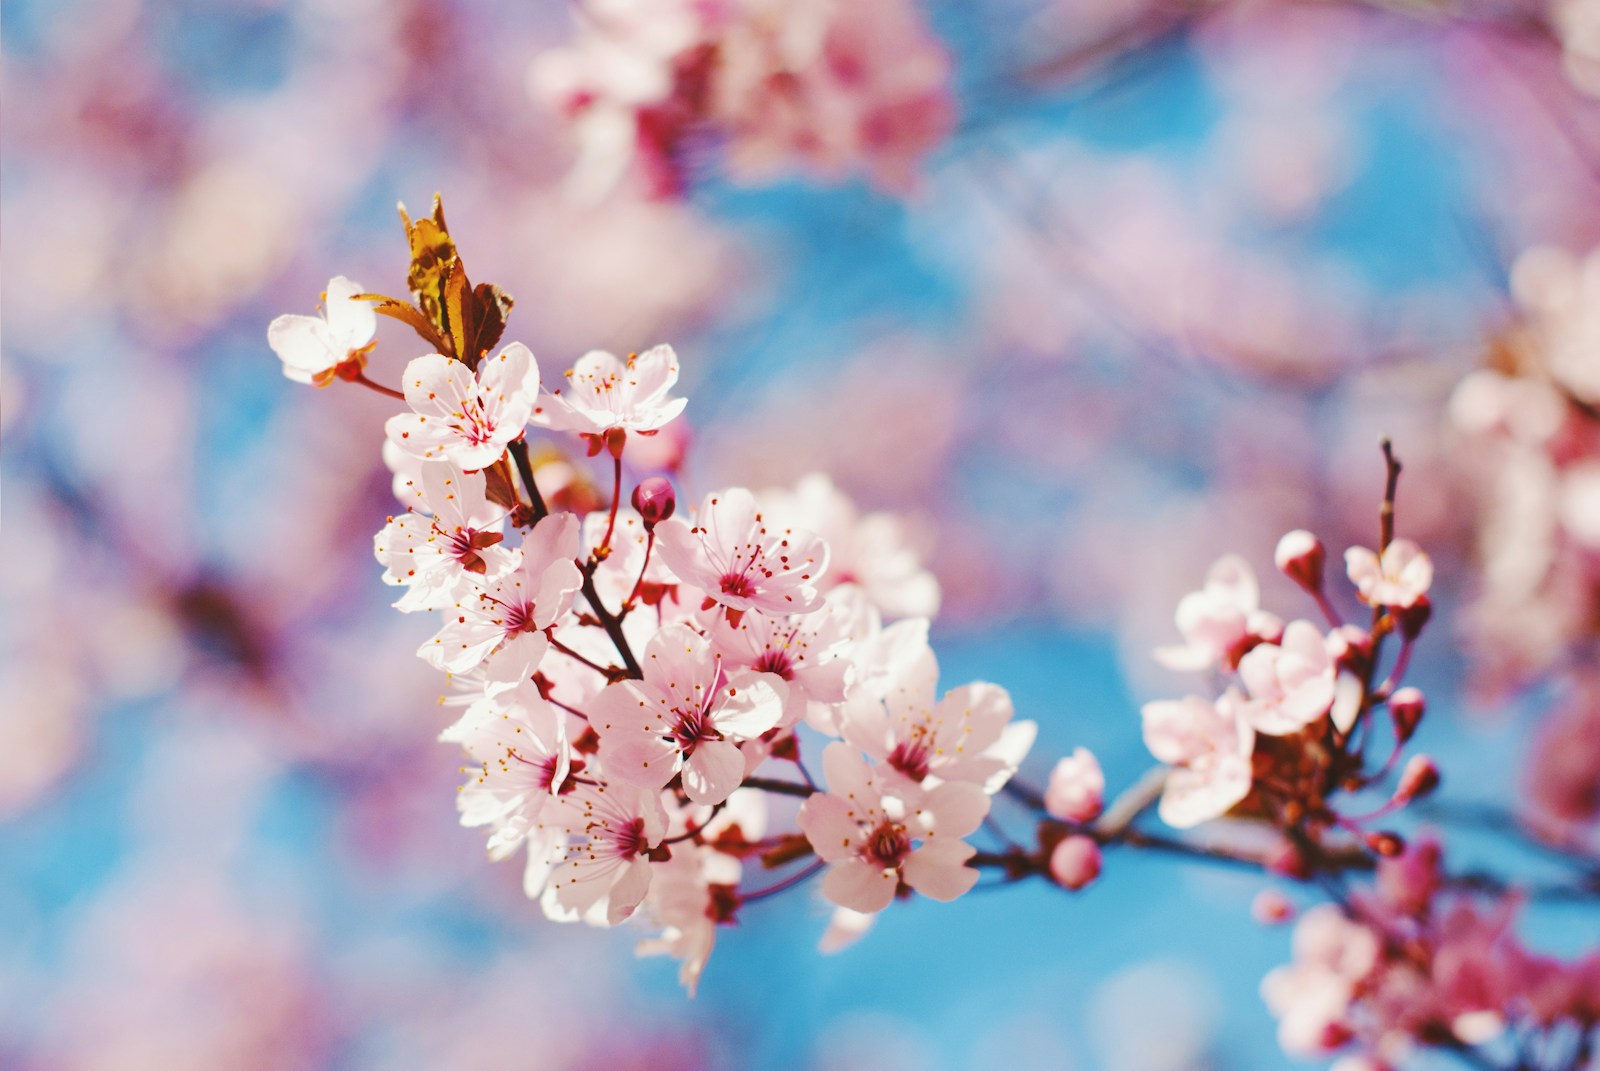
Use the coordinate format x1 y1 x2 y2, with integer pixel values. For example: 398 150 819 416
1157 554 1283 672
636 789 764 994
420 514 582 675
1141 692 1255 829
838 639 1035 794
1261 904 1379 1056
266 275 376 386
440 681 571 865
1237 620 1338 735
710 584 859 727
535 779 669 926
654 487 830 616
1044 747 1105 823
385 344 541 470
589 624 787 805
797 742 988 913
535 344 687 438
373 462 516 612
1344 539 1433 610
1048 835 1102 890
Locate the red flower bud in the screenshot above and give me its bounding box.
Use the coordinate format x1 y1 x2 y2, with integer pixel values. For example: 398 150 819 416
1389 687 1425 742
1394 754 1440 803
631 477 677 528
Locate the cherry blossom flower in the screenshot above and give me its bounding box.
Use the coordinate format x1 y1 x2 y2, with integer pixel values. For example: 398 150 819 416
710 583 859 727
1142 692 1255 829
589 624 787 804
373 462 516 612
797 742 988 913
654 487 830 617
536 779 669 926
420 514 582 675
838 638 1035 794
266 275 376 386
1261 904 1379 1056
385 344 541 470
1236 620 1338 735
440 681 571 865
636 790 764 994
1044 747 1105 823
1344 540 1433 610
535 344 687 438
1157 555 1283 672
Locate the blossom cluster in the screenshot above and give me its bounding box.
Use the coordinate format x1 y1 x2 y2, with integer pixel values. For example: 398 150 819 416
1142 518 1436 843
1264 839 1600 1070
530 0 955 199
267 216 1061 990
1449 243 1600 696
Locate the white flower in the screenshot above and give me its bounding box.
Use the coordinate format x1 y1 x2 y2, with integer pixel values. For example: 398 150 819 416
534 345 687 437
419 514 582 676
655 487 830 617
386 343 541 470
267 275 376 386
1142 692 1255 829
373 462 515 612
1344 540 1433 610
797 742 988 914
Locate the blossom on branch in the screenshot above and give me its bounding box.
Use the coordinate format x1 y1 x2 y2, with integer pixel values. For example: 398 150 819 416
267 275 376 386
386 343 542 470
797 742 988 913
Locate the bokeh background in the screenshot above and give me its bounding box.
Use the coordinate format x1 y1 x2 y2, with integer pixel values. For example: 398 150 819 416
5 0 1600 1067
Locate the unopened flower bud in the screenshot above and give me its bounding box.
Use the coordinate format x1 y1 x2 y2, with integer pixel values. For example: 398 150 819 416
1389 687 1425 742
1394 754 1440 803
631 477 677 529
1044 747 1104 823
1394 594 1432 641
1049 836 1102 891
1251 889 1296 924
1275 529 1326 595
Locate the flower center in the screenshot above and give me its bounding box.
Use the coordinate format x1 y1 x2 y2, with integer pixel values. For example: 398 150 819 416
752 648 795 680
607 816 648 860
866 821 911 869
719 572 757 598
887 740 931 782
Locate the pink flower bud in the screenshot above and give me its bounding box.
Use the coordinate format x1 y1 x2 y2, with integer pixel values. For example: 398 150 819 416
1389 687 1425 742
1251 889 1296 924
1044 747 1104 823
1049 835 1101 890
631 477 677 528
1394 594 1432 641
1267 839 1311 880
1394 754 1440 803
1275 529 1326 595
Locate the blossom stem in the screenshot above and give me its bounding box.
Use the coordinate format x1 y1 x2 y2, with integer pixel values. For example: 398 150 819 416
1372 638 1414 698
548 635 618 679
1379 438 1401 553
507 439 549 523
623 530 656 610
741 776 816 799
353 371 406 401
579 569 642 678
601 454 623 552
